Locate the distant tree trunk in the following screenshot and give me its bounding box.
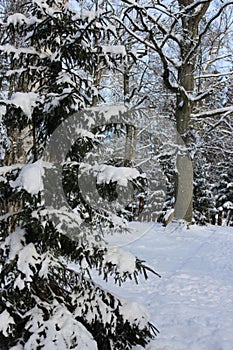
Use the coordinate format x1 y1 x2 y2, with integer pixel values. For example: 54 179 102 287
174 0 210 223
123 69 138 165
217 208 223 226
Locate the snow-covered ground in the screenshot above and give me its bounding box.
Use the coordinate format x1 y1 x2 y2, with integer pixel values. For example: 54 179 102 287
101 223 233 350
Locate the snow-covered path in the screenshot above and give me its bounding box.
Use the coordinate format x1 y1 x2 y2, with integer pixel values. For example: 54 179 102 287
105 223 233 350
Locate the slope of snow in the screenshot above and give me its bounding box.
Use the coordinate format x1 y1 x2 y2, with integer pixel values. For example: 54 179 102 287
100 223 233 350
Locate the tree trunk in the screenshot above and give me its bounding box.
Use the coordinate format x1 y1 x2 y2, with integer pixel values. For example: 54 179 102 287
174 0 210 223
123 69 138 165
174 64 194 222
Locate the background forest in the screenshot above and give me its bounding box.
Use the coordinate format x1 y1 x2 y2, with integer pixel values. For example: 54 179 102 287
0 0 232 349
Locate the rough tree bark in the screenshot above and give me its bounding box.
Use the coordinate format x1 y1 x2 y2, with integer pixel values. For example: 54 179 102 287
174 0 211 222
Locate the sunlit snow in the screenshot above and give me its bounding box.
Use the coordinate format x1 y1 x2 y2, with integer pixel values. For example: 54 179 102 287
96 164 143 187
96 223 233 350
10 159 52 195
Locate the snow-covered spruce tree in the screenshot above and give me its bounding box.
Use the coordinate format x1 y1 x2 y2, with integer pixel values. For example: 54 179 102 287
204 119 233 226
192 114 233 226
0 1 159 349
193 154 215 225
213 165 233 225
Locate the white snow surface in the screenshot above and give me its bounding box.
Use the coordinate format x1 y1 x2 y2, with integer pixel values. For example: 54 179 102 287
97 223 233 350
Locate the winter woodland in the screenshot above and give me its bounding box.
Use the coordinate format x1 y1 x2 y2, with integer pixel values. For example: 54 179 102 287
0 0 232 349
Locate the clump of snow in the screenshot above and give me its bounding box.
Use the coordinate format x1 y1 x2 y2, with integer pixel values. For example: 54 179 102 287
0 310 15 337
0 92 39 119
10 92 38 119
7 13 40 27
38 252 56 279
71 9 99 23
0 163 24 176
104 247 136 273
14 241 57 290
223 201 233 209
75 127 96 139
102 45 127 56
25 303 98 350
7 13 27 26
1 228 26 262
0 91 39 119
96 164 144 187
17 243 40 284
120 300 149 329
33 207 83 234
10 159 51 195
163 208 174 222
86 104 128 123
0 105 6 121
74 293 118 326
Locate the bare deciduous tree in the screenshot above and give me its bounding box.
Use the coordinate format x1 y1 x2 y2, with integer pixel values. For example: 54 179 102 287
115 0 233 222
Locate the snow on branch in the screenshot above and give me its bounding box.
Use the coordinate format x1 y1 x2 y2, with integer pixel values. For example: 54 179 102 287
0 44 45 58
1 92 39 119
195 70 233 80
0 310 15 337
191 106 233 119
7 13 41 26
120 299 149 330
10 159 52 195
24 303 98 350
95 164 144 187
104 247 136 274
0 163 24 177
102 45 127 57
